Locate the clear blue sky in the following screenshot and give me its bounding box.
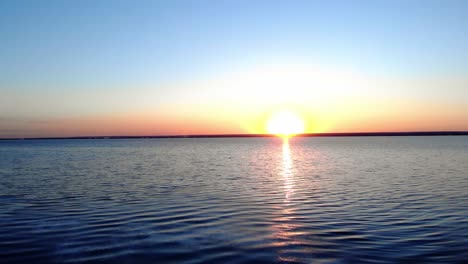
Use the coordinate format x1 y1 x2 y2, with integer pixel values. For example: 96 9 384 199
1 0 467 137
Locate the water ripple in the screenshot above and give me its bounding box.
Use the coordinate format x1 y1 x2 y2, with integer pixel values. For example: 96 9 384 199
1 137 467 263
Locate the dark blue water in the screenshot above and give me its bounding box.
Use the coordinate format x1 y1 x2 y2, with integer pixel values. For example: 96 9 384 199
1 136 467 263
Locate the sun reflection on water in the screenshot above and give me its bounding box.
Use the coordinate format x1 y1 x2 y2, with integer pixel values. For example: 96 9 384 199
282 138 294 201
268 137 309 263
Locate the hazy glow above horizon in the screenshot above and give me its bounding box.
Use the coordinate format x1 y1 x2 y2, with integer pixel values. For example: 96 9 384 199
267 110 305 137
0 0 467 138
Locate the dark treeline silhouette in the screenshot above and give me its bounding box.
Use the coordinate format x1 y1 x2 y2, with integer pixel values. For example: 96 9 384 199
1 131 467 140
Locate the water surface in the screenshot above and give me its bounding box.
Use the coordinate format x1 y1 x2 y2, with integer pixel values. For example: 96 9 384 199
1 136 467 263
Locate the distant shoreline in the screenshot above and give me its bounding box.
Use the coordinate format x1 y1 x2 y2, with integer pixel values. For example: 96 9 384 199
1 131 467 140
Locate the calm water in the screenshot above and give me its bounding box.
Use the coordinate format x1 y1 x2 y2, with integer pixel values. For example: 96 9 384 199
1 136 467 263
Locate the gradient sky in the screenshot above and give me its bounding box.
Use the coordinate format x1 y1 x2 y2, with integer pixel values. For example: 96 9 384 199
1 0 467 137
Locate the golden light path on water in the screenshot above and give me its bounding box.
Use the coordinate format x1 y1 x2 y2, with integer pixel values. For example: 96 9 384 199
282 138 294 202
269 137 311 263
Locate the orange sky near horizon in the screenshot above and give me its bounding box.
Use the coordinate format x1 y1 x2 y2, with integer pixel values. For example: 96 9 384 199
2 62 467 138
2 97 466 138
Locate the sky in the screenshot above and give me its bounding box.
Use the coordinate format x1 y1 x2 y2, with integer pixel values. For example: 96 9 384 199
1 0 467 138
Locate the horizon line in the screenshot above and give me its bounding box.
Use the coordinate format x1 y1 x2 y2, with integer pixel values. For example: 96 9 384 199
1 131 468 140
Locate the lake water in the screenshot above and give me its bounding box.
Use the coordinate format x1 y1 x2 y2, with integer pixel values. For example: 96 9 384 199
1 136 467 263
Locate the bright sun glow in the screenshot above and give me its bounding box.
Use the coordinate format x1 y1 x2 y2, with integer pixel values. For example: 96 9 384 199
267 110 305 137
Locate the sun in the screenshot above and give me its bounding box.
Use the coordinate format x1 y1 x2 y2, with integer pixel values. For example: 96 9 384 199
267 110 305 137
